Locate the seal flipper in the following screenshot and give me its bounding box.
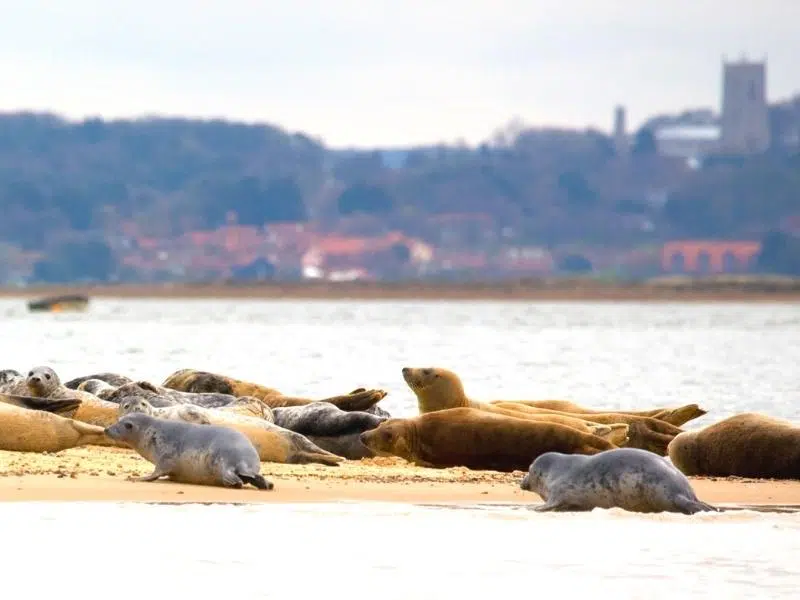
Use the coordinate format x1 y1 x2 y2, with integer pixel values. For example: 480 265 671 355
221 468 245 488
238 471 274 490
673 495 719 515
533 501 587 513
323 389 388 412
0 394 81 416
128 467 170 483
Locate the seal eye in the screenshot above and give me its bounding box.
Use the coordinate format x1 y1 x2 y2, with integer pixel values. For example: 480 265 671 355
45 374 51 380
28 371 33 377
124 422 133 430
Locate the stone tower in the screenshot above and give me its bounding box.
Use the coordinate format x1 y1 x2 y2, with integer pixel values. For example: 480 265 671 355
612 105 629 157
719 58 771 154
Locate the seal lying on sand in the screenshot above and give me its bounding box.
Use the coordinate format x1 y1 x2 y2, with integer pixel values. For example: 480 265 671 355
0 402 109 452
105 413 273 490
118 397 341 466
272 403 387 460
76 378 118 400
102 381 252 410
64 372 134 390
667 412 800 479
22 366 130 432
161 368 389 415
359 407 616 472
521 447 717 514
401 367 706 427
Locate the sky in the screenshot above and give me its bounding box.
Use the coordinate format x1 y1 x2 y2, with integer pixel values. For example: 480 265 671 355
0 1 798 148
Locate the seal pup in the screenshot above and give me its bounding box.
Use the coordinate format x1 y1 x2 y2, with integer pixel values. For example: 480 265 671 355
520 447 718 515
359 407 617 472
0 402 109 452
402 367 706 427
161 368 389 413
64 372 134 390
272 403 387 460
118 397 342 466
105 413 274 490
667 412 800 479
23 366 125 430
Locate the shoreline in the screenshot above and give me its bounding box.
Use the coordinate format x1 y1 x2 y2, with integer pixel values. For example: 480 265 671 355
1 279 800 303
0 447 798 508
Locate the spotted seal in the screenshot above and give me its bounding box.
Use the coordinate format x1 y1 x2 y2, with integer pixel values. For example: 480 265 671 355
105 412 274 490
520 447 718 514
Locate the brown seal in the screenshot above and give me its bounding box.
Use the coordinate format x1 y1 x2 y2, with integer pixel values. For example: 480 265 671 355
161 368 388 413
667 412 800 479
359 407 616 472
0 402 109 452
402 367 706 427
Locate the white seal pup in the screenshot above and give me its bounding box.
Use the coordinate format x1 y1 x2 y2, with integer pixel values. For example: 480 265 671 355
520 447 718 515
105 413 274 490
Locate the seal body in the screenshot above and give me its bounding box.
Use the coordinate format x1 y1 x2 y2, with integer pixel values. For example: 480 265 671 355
23 366 127 433
76 379 118 399
161 368 389 414
117 397 342 466
104 381 246 409
64 372 134 390
667 413 800 479
272 403 386 459
0 403 109 452
401 367 705 427
104 413 274 490
359 407 616 472
521 447 717 514
0 369 26 394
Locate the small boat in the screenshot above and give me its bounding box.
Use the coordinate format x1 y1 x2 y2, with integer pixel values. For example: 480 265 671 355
27 294 90 313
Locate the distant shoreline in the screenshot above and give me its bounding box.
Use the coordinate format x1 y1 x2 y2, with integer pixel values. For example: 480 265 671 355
1 277 799 303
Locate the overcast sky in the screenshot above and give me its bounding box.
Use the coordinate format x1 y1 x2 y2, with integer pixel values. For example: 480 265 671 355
0 1 797 148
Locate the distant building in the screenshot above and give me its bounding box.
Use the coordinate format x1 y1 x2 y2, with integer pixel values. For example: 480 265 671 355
719 58 771 154
661 240 761 274
612 105 629 157
653 124 721 161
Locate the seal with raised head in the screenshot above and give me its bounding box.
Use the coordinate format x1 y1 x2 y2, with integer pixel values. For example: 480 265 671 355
402 367 706 427
272 402 387 460
161 368 389 415
667 412 800 479
64 372 134 390
359 407 617 472
0 402 109 453
105 412 274 490
118 397 342 466
521 447 717 514
22 366 124 431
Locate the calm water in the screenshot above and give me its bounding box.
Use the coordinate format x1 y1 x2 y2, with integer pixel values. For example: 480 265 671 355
1 297 800 598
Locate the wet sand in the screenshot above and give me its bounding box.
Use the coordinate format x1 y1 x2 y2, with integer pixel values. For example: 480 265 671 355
0 447 798 507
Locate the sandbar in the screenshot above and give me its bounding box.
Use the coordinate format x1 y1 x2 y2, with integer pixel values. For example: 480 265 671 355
0 447 798 509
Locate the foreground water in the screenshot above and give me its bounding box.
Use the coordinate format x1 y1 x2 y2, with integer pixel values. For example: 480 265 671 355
1 298 799 597
8 501 800 599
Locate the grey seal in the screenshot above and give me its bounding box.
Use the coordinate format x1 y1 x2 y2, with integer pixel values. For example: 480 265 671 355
105 412 274 490
104 381 245 409
0 369 28 395
77 378 118 399
520 447 718 515
273 402 387 460
64 372 134 390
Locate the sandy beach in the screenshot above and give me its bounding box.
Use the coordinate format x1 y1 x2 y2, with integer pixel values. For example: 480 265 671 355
0 446 798 508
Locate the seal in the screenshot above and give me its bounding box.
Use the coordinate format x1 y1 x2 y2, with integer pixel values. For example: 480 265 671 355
272 402 388 460
520 447 718 514
103 381 246 409
0 369 28 395
667 412 800 479
402 367 706 427
0 402 109 453
63 372 134 390
105 412 274 490
0 393 82 413
22 366 125 431
161 368 389 414
76 378 118 400
359 407 616 472
117 397 343 466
